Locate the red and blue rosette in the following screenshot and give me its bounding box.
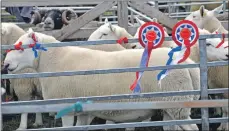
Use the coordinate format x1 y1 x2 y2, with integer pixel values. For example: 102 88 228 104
157 20 199 84
130 22 164 93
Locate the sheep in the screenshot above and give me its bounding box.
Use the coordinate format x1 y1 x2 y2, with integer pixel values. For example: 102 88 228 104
3 29 201 131
133 17 177 49
30 9 77 31
133 17 228 129
1 23 44 130
187 28 228 131
190 1 228 12
185 4 228 35
87 18 138 50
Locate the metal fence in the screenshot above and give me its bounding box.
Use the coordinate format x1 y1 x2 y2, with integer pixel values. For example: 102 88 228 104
1 33 228 130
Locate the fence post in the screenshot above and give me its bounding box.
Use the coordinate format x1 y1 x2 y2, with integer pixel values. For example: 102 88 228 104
199 38 210 130
118 1 128 30
0 0 3 129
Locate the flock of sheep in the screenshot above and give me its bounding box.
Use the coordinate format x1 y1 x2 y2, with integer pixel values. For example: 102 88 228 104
1 4 228 131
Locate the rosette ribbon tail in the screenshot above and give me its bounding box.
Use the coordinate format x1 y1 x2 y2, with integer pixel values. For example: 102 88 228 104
157 45 182 84
130 42 153 93
178 39 190 63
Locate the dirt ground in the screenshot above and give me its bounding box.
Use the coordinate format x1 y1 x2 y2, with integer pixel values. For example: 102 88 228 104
2 107 222 131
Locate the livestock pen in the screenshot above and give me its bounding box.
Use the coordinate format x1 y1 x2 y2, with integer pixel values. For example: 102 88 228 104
1 0 229 131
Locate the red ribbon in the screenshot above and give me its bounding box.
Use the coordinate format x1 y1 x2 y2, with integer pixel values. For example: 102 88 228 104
130 30 156 92
215 32 225 48
178 28 192 63
6 42 24 53
29 33 38 48
117 37 128 45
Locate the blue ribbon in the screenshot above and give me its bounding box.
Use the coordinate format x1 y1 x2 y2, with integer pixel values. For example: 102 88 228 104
55 101 92 119
31 42 47 58
157 45 182 81
132 46 149 93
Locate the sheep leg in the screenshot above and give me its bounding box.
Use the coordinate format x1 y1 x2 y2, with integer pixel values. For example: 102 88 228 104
16 113 28 130
105 120 135 131
76 114 95 125
62 115 74 127
162 112 183 131
217 106 228 131
33 113 43 127
165 110 199 130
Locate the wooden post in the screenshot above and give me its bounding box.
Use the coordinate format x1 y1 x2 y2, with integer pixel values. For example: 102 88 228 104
128 1 178 30
117 1 128 30
53 1 117 41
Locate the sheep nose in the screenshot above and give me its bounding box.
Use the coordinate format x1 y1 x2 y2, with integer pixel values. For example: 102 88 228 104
2 63 9 70
1 63 9 73
132 45 137 49
226 54 229 58
44 21 50 25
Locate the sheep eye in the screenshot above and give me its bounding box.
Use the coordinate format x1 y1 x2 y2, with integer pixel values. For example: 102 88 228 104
103 33 108 36
193 15 196 18
206 43 212 46
19 50 24 53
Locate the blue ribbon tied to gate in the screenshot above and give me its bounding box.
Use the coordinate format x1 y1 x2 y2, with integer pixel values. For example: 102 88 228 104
130 22 165 93
55 101 92 119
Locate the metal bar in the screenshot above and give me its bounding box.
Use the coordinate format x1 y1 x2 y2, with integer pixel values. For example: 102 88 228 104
0 1 2 129
54 1 117 41
2 88 228 107
117 1 128 30
127 7 154 22
2 60 228 79
2 100 228 114
1 34 228 50
1 63 200 79
1 0 217 7
18 118 228 131
199 38 209 130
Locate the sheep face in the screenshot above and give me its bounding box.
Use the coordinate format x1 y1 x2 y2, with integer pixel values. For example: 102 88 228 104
185 4 223 29
88 19 117 40
206 38 228 61
3 30 36 73
43 10 63 31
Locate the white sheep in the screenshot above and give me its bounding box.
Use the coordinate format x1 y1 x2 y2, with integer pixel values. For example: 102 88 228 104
87 18 138 50
1 23 44 130
185 4 228 35
133 17 228 130
188 28 228 130
3 29 201 131
189 1 228 12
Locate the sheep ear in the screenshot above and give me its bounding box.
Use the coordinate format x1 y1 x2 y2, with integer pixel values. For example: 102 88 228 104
152 18 158 23
27 28 35 38
108 23 115 32
199 5 206 17
1 27 7 35
104 18 109 24
135 16 145 25
163 27 167 32
209 4 223 16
